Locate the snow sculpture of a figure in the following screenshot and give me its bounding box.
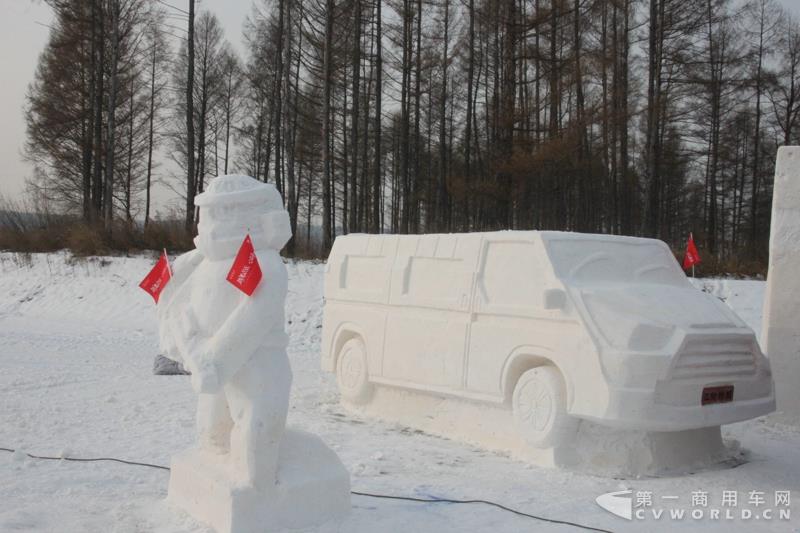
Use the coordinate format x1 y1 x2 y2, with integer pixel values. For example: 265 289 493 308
157 175 349 533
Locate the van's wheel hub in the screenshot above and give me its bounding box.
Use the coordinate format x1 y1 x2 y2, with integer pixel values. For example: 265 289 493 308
336 338 373 404
512 366 577 448
515 381 554 432
339 352 364 389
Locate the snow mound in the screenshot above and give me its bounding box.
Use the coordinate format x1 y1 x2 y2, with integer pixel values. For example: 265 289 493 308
1 252 798 532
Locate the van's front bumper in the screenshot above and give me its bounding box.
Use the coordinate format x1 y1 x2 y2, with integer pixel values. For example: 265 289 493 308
585 331 776 431
587 379 776 431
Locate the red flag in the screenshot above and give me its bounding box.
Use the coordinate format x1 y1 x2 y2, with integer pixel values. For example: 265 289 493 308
683 233 701 270
139 250 172 303
226 234 263 296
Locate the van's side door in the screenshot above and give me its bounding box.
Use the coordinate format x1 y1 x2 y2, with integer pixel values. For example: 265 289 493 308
466 237 550 396
380 235 476 391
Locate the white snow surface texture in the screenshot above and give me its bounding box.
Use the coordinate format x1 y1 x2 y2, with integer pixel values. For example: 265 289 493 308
0 252 798 532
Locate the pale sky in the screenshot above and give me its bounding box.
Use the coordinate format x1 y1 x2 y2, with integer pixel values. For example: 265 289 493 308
0 0 252 215
1 0 798 214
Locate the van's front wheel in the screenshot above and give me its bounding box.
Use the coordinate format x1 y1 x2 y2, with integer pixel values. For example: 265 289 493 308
512 366 577 448
336 338 373 404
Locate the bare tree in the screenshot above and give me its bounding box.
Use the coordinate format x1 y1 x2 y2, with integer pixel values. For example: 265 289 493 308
185 0 196 232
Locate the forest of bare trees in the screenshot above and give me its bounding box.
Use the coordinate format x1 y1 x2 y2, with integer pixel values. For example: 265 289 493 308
22 0 800 263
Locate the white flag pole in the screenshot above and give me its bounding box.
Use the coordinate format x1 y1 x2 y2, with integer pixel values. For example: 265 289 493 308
163 248 172 277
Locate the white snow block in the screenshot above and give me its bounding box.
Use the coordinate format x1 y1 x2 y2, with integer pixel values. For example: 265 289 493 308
168 429 350 533
763 146 800 424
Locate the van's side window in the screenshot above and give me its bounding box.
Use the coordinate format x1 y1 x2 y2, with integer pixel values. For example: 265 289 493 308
403 256 466 309
478 241 543 314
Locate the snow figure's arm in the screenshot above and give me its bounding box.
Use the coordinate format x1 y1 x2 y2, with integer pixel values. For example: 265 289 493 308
199 254 287 388
157 250 202 362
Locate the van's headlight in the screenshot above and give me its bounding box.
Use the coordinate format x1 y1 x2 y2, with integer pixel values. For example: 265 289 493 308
627 323 675 351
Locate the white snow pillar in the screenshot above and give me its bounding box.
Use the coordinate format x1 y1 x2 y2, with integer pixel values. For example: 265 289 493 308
762 146 800 423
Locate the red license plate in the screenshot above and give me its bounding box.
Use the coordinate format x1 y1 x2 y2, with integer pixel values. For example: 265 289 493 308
702 385 734 405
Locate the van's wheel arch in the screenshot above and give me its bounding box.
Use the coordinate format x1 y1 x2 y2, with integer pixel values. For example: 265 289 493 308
335 336 373 404
512 365 578 448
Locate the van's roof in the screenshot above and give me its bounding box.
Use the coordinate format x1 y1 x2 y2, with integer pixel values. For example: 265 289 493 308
333 231 683 287
339 230 667 247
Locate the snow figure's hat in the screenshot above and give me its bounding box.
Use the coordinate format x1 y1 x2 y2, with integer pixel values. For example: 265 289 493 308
195 174 282 210
194 175 292 255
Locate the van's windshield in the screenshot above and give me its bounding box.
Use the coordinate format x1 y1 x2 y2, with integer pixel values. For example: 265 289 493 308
544 238 686 286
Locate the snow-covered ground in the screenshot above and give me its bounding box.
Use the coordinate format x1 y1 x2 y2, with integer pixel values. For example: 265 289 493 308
1 252 798 532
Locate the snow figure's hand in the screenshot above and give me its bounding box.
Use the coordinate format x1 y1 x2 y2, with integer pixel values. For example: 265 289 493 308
177 312 206 364
179 310 200 339
182 333 206 360
159 327 179 361
190 359 220 394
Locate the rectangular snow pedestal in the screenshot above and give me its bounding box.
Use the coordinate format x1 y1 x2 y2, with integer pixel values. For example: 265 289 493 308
168 429 351 533
168 450 240 532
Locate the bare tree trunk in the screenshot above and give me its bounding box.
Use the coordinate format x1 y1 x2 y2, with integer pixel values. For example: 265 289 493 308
360 19 374 232
185 0 197 233
464 0 475 229
322 0 334 250
619 0 631 235
274 0 286 199
286 3 300 255
644 0 663 238
750 0 767 259
534 0 540 146
437 0 450 231
372 0 383 233
341 70 349 233
573 0 586 153
223 62 234 175
605 0 618 233
125 76 134 223
412 0 422 232
704 0 722 255
104 0 120 233
400 0 411 233
782 35 798 144
195 34 210 206
548 0 559 137
144 33 157 229
82 0 97 224
573 0 588 231
92 0 105 222
349 0 362 233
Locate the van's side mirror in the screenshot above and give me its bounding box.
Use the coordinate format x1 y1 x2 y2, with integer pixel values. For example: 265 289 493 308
543 289 567 310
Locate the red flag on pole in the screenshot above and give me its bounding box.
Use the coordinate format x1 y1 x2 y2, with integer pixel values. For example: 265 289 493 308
683 233 701 270
226 234 263 296
139 250 172 303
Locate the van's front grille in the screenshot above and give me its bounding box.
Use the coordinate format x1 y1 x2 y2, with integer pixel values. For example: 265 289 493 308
670 335 756 381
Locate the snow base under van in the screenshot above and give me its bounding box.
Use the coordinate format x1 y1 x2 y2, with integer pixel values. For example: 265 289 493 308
342 385 745 478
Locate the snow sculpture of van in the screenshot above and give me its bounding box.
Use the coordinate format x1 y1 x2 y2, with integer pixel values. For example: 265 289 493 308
321 231 775 448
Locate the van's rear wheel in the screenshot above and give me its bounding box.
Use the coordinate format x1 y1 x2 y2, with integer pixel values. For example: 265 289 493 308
336 338 373 404
512 366 577 448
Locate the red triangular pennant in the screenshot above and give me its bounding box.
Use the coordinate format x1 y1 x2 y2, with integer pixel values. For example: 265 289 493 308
139 250 172 303
226 234 263 296
683 233 701 270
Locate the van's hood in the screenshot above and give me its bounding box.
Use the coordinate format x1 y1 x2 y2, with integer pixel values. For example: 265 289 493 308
579 285 746 350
